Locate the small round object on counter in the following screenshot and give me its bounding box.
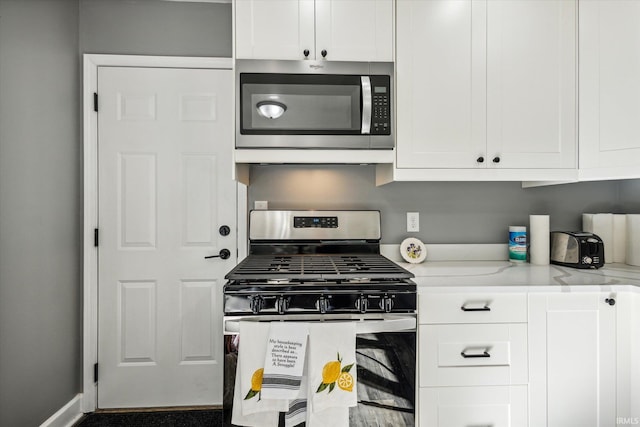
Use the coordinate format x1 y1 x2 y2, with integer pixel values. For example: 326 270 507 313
400 237 427 263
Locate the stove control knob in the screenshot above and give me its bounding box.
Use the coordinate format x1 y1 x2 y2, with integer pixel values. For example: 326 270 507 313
249 296 263 314
276 296 289 314
317 296 329 314
380 296 394 313
356 295 369 314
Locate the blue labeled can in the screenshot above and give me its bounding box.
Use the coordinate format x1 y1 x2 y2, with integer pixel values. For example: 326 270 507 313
509 226 527 262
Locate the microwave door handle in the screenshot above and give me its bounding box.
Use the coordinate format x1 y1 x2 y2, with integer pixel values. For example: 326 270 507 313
361 76 372 134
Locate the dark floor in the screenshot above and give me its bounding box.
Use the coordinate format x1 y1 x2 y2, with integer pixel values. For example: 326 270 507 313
74 409 222 427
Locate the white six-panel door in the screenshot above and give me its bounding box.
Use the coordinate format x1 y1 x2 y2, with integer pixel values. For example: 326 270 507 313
97 67 235 408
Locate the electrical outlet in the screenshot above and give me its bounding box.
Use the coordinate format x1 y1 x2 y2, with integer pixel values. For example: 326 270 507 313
254 200 268 210
407 212 419 232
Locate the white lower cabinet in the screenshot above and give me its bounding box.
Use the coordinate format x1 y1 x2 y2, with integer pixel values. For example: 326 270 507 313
418 291 528 427
420 385 528 427
528 292 617 427
419 289 636 426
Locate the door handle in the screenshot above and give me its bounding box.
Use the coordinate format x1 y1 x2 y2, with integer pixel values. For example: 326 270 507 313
361 76 372 135
205 249 231 260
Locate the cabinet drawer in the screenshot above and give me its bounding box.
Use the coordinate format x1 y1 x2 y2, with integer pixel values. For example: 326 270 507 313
419 323 527 387
419 385 528 427
419 292 527 324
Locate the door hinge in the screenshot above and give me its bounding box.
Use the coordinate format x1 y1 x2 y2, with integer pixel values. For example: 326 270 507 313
94 228 99 247
94 363 99 383
93 92 98 112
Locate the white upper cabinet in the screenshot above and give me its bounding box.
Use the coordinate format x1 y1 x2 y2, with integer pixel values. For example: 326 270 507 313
235 0 393 62
396 0 486 169
486 0 576 170
235 0 315 61
579 1 640 180
396 0 577 175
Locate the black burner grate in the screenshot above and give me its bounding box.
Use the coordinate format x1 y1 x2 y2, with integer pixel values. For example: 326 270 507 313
225 254 414 281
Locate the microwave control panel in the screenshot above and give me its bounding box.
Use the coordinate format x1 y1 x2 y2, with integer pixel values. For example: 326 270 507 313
370 76 391 135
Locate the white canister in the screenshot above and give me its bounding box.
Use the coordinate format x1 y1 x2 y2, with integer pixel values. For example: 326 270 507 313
509 226 527 262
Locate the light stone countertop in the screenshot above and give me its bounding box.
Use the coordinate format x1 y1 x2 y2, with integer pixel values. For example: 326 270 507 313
394 260 640 291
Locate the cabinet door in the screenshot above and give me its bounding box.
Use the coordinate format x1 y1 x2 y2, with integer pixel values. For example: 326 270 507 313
420 386 528 427
315 0 393 62
529 293 616 427
235 0 315 60
486 0 576 169
396 0 487 169
580 1 640 176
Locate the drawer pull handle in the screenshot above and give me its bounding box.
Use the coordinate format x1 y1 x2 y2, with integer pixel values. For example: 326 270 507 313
460 305 491 312
461 350 491 358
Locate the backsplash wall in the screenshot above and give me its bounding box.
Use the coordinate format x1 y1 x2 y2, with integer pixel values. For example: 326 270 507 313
619 179 640 212
247 165 631 244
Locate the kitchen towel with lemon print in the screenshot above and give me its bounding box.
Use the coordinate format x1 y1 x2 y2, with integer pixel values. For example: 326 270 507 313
232 321 288 426
308 321 357 425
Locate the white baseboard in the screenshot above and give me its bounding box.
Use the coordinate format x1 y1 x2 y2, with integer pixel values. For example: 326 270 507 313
40 394 84 427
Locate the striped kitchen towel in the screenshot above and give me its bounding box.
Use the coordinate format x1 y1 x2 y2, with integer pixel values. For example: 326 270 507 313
235 321 289 420
261 322 309 400
284 356 308 427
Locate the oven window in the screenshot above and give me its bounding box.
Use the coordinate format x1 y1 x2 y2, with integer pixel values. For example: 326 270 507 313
240 74 363 135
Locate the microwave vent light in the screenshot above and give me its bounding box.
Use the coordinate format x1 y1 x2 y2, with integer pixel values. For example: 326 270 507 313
256 101 287 119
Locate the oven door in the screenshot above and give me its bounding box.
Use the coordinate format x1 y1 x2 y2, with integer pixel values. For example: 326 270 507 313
223 314 416 426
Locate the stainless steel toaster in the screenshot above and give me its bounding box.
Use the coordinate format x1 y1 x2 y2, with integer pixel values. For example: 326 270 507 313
550 231 605 269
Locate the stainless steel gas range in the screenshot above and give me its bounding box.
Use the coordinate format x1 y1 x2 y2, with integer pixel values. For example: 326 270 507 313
223 210 417 426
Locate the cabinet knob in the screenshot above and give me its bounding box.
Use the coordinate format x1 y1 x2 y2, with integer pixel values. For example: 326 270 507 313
605 298 616 306
303 49 310 58
476 156 485 163
493 156 501 163
321 49 327 58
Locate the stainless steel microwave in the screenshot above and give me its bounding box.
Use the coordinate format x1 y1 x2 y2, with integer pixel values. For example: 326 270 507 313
236 59 394 149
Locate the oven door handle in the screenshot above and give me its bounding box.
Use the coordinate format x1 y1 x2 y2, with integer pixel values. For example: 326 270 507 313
361 76 372 135
223 315 416 335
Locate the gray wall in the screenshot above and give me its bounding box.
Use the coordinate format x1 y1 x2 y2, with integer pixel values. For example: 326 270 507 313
0 0 233 424
247 165 628 244
80 0 232 56
619 180 640 213
0 1 81 426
